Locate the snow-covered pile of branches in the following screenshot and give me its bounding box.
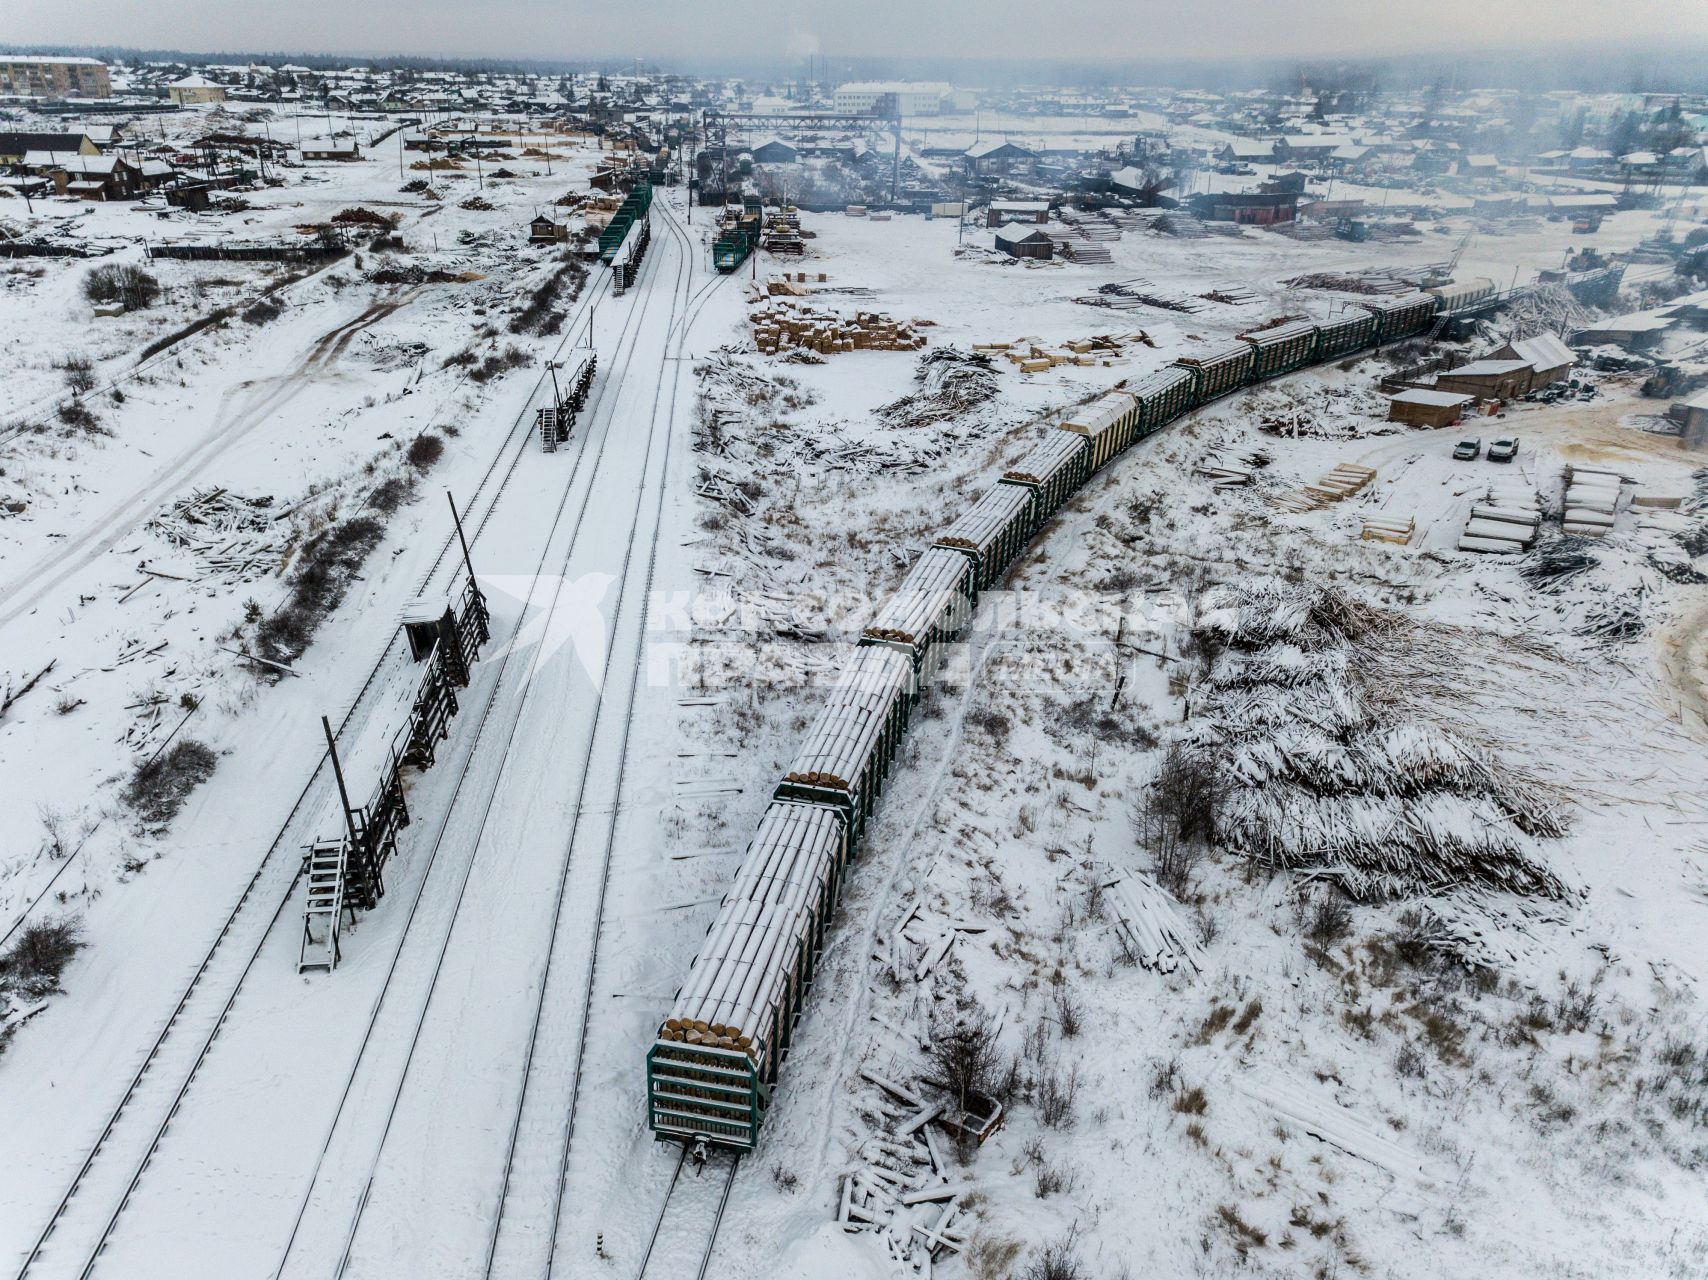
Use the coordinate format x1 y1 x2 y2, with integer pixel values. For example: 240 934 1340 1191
1237 377 1393 441
878 347 999 429
1179 582 1569 901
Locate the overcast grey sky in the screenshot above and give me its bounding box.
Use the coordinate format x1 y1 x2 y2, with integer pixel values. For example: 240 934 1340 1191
7 0 1706 64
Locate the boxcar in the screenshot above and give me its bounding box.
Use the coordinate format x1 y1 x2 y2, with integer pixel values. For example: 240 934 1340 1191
1238 320 1320 380
860 547 975 689
1358 292 1437 344
999 430 1091 530
1059 391 1141 472
1173 344 1256 402
933 482 1034 593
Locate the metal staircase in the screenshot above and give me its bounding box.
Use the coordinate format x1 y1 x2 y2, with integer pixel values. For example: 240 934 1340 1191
298 837 350 972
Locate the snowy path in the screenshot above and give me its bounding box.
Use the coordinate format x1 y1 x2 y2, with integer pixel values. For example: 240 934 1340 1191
0 295 414 630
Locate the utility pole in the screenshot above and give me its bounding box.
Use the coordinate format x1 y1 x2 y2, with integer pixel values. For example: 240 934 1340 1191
447 491 478 589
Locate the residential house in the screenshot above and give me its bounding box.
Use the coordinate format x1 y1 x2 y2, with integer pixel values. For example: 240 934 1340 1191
169 75 228 106
0 131 96 164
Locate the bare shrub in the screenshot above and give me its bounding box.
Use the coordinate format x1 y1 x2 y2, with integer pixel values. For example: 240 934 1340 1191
1216 1204 1268 1260
124 739 218 828
242 298 282 325
255 516 386 666
60 354 96 395
83 263 160 311
406 434 445 469
929 1011 999 1114
56 400 103 434
1053 983 1082 1038
1023 1227 1085 1280
1304 891 1353 946
0 919 85 996
1037 1063 1079 1129
1134 743 1222 897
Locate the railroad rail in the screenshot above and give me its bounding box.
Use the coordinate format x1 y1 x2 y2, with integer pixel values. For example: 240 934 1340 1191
11 247 611 1280
634 1147 740 1280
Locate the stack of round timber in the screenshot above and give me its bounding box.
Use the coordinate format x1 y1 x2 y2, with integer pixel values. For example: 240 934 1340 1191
1564 466 1625 537
660 800 846 1069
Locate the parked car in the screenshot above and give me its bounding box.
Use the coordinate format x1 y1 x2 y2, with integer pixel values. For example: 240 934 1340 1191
1452 437 1482 460
1488 438 1518 462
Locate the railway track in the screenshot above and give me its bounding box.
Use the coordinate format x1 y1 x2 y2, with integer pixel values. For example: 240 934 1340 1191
634 1147 740 1280
480 197 730 1279
8 255 610 1280
250 199 701 1279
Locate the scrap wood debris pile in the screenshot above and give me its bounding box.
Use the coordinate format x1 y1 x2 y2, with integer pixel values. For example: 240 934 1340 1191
878 347 999 429
1177 582 1570 902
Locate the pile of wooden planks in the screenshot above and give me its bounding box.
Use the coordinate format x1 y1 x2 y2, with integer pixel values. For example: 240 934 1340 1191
1361 514 1416 545
750 300 925 356
839 1070 976 1275
973 331 1147 374
1274 462 1377 513
1562 465 1628 538
1458 481 1541 553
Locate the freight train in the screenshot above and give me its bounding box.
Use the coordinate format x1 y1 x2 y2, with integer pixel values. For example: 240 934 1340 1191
645 290 1443 1152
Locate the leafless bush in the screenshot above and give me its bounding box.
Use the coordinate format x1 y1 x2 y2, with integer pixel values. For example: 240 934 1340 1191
1022 1227 1085 1280
1133 743 1222 897
0 919 84 997
1053 983 1082 1038
929 1011 999 1114
60 354 96 395
255 516 386 667
242 297 282 325
56 400 104 435
406 434 445 469
1303 891 1353 946
83 263 160 311
123 739 218 828
1036 1063 1079 1129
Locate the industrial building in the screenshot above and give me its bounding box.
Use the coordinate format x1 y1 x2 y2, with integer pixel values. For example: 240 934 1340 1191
832 81 949 116
0 55 110 98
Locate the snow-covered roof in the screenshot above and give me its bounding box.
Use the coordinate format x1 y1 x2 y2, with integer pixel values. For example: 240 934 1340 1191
1582 311 1674 333
170 74 220 89
1508 334 1574 370
994 222 1050 244
1391 389 1473 407
1441 359 1532 378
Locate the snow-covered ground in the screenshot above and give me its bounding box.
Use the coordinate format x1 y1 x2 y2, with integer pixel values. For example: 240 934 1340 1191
3 102 1707 1280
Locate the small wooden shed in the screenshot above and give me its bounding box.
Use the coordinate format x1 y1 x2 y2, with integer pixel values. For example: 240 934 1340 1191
993 222 1053 260
1388 388 1473 428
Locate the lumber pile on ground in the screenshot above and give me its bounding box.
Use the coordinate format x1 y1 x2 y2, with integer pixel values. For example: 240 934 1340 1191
839 1071 973 1271
1273 462 1376 513
750 301 925 355
971 331 1147 374
1361 514 1415 545
1458 480 1541 553
145 487 287 583
1562 464 1629 538
763 270 829 296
